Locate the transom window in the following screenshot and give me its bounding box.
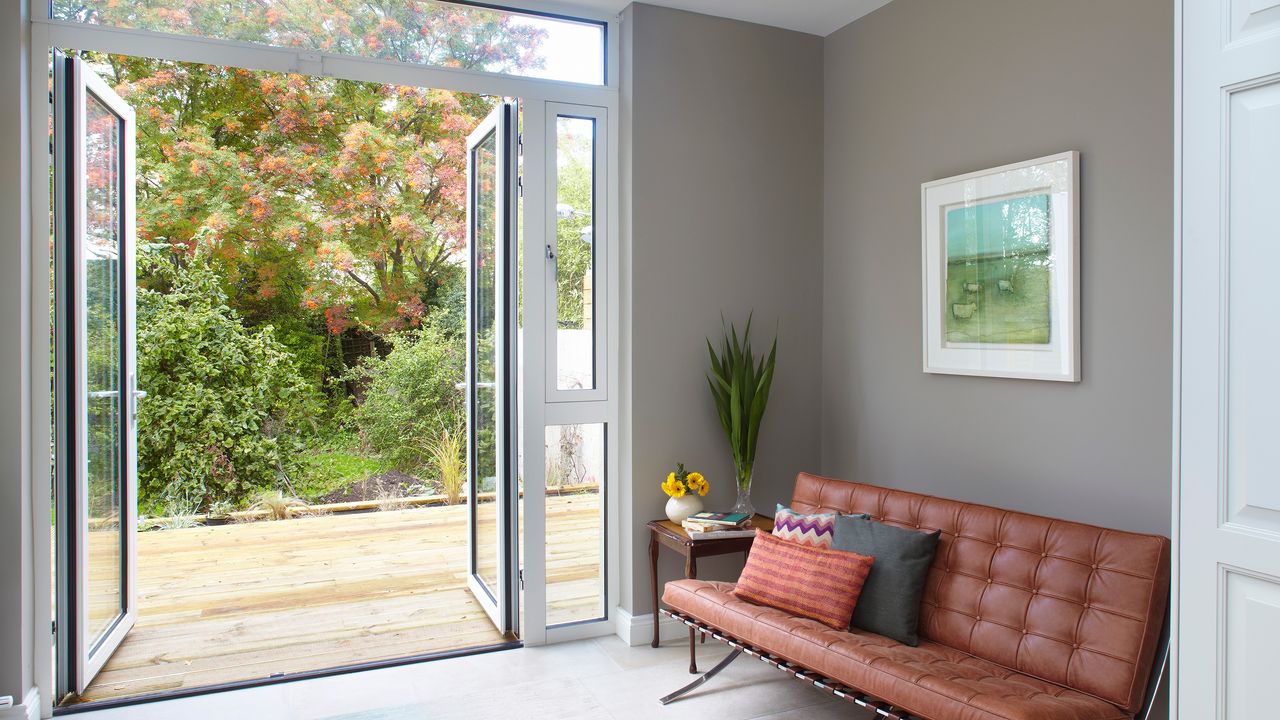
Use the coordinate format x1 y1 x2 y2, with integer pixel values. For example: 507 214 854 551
51 0 607 85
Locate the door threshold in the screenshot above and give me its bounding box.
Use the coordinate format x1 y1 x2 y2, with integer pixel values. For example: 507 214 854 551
53 639 523 715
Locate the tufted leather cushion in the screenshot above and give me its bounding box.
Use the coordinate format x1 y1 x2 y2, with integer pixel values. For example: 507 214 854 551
664 580 1130 720
788 473 1170 715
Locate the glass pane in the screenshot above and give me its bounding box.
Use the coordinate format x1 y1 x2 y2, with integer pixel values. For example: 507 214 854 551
52 1 606 85
554 116 596 391
84 91 125 644
472 129 500 594
545 423 604 626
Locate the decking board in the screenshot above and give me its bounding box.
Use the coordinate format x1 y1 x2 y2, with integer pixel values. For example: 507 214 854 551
78 493 602 703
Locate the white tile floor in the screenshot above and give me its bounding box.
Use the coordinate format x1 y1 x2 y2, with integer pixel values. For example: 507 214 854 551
72 635 874 720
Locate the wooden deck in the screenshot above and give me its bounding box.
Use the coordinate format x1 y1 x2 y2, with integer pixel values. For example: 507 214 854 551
80 492 602 703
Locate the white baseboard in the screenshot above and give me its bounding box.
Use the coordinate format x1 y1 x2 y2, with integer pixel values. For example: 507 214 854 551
0 688 40 720
614 606 686 646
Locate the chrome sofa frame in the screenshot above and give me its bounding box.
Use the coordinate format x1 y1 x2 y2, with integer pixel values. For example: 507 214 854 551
658 607 1171 720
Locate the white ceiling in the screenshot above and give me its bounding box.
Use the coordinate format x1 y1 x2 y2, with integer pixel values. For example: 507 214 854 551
566 0 895 36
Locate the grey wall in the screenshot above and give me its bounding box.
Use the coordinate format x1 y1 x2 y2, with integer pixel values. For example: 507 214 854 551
621 0 1173 620
819 4 1173 713
622 4 824 616
821 0 1174 537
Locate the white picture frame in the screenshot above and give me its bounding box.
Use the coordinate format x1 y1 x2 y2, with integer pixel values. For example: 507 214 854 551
921 151 1080 382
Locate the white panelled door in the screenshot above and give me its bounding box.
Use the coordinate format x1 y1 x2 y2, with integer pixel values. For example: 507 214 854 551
1177 1 1280 718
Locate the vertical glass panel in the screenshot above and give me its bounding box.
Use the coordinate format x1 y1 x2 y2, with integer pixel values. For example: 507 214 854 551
51 1 606 85
545 423 604 625
84 92 125 643
472 130 500 594
554 116 597 391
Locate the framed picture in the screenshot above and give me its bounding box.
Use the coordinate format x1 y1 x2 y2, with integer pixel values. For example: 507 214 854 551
921 151 1079 382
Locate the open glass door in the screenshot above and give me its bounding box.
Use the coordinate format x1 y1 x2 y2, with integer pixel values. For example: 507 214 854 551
53 52 139 699
465 100 519 636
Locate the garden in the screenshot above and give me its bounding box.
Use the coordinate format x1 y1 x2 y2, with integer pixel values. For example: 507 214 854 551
71 2 598 525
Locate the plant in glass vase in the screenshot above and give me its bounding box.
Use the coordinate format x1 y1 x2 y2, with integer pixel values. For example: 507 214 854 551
706 315 777 518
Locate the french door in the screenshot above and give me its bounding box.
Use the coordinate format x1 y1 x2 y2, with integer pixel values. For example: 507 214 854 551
465 100 519 636
53 51 139 698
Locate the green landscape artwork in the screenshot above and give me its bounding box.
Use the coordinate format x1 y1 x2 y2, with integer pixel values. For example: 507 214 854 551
944 193 1052 345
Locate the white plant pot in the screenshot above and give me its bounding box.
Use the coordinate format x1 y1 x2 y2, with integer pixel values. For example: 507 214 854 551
665 494 703 524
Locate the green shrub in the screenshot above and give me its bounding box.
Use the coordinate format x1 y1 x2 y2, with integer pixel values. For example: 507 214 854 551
349 322 464 475
136 253 317 513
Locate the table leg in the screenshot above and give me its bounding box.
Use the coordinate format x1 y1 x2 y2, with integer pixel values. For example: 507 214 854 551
650 533 660 648
684 555 706 644
689 627 698 674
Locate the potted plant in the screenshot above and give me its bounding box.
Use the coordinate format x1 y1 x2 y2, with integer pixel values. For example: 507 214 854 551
706 315 776 517
661 463 708 523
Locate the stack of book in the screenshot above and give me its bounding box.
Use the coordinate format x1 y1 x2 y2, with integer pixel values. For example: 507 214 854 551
681 511 755 539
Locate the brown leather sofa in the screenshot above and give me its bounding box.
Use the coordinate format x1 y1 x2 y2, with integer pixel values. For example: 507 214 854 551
661 473 1170 720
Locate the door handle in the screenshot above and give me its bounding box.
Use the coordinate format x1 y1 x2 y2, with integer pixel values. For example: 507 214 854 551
128 374 145 421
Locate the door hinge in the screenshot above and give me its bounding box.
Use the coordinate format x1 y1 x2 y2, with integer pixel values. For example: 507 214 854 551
518 175 524 198
518 569 524 589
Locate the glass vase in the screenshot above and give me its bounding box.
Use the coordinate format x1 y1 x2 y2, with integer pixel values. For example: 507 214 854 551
731 465 755 517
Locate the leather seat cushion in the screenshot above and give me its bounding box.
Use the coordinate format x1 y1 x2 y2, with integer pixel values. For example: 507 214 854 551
664 579 1131 720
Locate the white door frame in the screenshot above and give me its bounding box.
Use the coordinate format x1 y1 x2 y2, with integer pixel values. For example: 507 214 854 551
520 100 620 646
26 2 625 713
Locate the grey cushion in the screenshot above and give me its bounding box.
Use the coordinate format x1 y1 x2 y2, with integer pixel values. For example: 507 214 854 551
831 514 940 646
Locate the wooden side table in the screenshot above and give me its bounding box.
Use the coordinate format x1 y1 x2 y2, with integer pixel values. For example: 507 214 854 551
647 514 773 670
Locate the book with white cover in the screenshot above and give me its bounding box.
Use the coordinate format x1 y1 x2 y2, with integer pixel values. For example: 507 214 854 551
682 521 756 540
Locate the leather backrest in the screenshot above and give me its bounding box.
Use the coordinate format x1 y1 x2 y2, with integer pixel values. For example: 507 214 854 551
790 472 1169 714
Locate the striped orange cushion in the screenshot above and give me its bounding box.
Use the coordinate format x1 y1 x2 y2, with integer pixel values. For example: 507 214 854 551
733 529 874 629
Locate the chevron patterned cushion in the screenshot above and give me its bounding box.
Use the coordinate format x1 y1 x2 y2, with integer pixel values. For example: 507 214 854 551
771 504 838 548
734 529 876 629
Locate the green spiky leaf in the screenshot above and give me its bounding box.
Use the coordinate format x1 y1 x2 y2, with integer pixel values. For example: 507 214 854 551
705 314 777 489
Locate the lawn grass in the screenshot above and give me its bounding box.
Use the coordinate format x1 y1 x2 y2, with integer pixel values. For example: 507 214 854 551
294 436 384 503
